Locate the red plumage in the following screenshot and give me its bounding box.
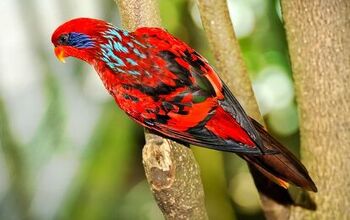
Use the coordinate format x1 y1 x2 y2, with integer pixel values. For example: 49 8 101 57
51 18 317 194
205 106 255 146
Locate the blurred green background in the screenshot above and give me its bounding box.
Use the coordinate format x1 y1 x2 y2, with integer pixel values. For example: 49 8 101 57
0 0 300 219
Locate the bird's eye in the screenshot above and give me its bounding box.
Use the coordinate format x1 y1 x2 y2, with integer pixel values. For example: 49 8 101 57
57 34 70 46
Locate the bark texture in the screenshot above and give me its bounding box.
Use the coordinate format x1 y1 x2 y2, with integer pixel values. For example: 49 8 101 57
197 0 290 219
281 0 350 219
143 133 208 220
196 0 261 120
115 0 208 219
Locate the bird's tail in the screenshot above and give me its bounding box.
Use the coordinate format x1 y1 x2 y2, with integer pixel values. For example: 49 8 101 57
241 118 317 193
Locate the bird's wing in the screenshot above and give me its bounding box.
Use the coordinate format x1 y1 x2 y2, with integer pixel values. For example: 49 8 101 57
119 27 266 154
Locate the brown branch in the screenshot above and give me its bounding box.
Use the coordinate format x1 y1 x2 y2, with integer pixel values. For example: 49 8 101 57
142 132 208 219
196 0 260 120
115 0 208 219
281 0 350 219
197 0 290 219
115 0 161 30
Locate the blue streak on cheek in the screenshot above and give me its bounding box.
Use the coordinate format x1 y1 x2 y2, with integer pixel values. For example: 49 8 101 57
69 32 94 48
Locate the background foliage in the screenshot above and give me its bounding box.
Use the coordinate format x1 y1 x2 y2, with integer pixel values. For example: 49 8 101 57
0 0 299 219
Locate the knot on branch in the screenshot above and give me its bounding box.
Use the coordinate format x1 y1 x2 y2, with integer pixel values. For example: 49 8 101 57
141 131 208 219
143 134 176 190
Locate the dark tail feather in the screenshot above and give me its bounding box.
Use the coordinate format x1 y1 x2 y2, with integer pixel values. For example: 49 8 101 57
248 164 317 210
242 118 317 192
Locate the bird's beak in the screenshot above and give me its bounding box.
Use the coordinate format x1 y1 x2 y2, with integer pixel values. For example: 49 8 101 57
54 47 66 63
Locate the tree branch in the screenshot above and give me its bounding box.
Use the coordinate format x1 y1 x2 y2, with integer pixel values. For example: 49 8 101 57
197 0 290 219
115 0 208 219
143 132 208 219
281 0 350 219
196 0 260 120
115 0 161 30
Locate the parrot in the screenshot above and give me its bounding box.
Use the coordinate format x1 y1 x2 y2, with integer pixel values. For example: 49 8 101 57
51 18 317 194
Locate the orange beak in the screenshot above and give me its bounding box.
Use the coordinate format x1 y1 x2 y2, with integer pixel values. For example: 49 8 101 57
54 47 66 63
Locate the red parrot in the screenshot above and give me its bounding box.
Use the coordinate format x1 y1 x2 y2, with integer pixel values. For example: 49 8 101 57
51 18 317 193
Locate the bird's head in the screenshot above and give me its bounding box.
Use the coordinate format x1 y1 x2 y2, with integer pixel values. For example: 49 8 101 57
51 18 109 63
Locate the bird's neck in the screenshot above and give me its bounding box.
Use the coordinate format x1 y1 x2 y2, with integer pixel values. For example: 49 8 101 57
93 26 149 81
89 26 151 93
92 59 124 93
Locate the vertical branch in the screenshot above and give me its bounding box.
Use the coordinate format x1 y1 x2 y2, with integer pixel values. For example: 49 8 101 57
116 0 161 30
196 0 260 120
197 0 290 219
114 1 208 219
281 0 350 219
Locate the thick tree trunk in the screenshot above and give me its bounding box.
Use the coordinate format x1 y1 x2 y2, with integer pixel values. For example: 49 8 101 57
281 0 350 219
197 0 290 219
115 0 208 219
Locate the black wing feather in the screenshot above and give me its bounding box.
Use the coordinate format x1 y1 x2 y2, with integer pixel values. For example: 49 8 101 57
219 82 269 153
